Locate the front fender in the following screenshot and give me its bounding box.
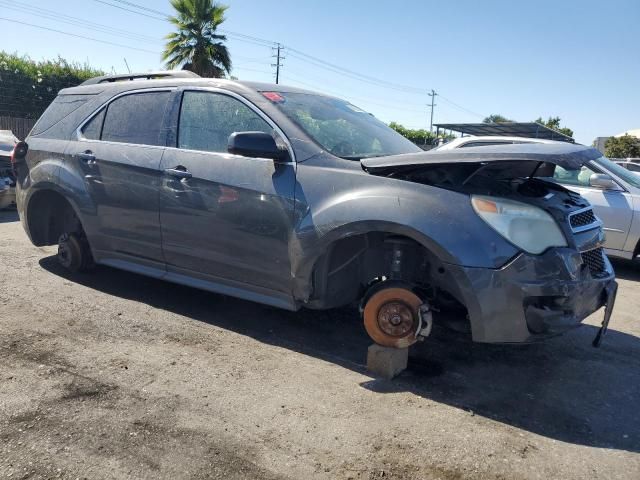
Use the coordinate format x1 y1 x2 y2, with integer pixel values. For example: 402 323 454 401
289 172 520 301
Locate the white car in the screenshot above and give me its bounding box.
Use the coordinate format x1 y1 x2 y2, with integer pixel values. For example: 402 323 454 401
433 135 560 150
439 136 640 261
0 130 17 209
615 161 640 176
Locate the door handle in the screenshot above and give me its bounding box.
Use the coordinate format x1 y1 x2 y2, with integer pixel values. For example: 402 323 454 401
164 166 192 179
76 151 96 164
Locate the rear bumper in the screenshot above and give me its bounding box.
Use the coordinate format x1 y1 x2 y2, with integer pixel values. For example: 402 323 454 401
447 247 616 343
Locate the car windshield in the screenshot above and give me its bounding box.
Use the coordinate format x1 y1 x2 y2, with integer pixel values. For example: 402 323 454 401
263 91 422 160
594 156 640 188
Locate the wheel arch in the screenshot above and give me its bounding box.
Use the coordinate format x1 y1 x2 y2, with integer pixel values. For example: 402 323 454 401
24 186 86 247
291 221 465 309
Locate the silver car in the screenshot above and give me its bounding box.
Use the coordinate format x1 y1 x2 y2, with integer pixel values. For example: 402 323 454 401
0 130 17 209
551 157 640 261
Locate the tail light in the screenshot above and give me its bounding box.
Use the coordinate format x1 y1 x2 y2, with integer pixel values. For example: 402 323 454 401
10 141 28 167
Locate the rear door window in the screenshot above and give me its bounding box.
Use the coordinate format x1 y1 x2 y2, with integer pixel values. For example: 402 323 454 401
101 91 170 146
177 91 273 153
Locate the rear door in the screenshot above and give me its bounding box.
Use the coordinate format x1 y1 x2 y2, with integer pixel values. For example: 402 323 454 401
553 163 633 251
159 89 297 296
68 89 172 269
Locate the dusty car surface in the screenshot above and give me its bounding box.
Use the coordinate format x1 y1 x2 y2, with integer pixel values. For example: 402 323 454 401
13 72 617 349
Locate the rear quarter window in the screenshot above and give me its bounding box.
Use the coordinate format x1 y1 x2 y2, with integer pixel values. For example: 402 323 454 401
30 94 92 137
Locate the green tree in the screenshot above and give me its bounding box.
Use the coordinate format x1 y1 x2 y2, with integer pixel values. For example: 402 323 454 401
482 114 512 124
0 51 103 119
534 116 573 138
163 0 231 78
388 122 436 145
604 134 640 158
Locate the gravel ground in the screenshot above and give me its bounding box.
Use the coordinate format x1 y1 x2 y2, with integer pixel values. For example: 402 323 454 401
1 208 639 480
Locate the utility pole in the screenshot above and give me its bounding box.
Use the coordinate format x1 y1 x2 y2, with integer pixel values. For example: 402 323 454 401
428 89 438 134
123 58 131 74
271 43 284 84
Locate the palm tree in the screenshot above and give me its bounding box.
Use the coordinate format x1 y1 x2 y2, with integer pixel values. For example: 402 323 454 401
163 0 231 78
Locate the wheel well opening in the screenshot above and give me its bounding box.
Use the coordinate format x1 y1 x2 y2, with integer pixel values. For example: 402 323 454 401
27 191 82 246
308 232 469 331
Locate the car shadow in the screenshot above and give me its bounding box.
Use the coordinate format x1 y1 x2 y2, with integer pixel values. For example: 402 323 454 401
39 256 640 454
611 258 640 281
0 209 18 223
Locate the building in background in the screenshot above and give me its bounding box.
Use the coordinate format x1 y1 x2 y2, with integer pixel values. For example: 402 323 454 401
593 128 640 154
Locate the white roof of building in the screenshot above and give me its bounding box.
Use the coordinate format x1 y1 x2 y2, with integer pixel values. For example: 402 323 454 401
614 129 640 138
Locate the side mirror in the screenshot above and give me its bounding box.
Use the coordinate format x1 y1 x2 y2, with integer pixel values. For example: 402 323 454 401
589 173 620 190
228 132 287 161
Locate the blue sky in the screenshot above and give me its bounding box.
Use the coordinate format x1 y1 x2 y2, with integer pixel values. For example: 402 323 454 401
1 0 638 144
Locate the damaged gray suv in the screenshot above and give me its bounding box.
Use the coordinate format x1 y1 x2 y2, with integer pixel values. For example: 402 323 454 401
14 71 617 349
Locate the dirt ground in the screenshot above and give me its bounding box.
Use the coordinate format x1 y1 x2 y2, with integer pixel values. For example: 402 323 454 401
1 208 639 480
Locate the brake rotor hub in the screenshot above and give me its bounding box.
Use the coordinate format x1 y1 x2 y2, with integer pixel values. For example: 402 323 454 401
377 301 416 337
363 286 423 349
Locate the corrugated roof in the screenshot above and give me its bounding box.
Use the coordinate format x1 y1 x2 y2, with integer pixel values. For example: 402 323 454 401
433 122 574 142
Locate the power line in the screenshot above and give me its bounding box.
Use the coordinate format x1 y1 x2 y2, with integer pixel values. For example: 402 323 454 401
45 0 485 119
287 47 427 95
0 16 160 54
282 71 428 117
438 94 485 119
90 0 166 21
89 0 276 48
0 0 161 44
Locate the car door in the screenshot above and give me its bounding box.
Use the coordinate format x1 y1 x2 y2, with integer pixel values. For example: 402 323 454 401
553 163 633 251
159 89 297 296
68 89 172 269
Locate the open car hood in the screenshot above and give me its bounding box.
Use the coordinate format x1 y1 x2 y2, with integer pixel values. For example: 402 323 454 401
361 143 602 177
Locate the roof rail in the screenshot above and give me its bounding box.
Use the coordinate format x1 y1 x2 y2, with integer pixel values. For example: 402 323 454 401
80 70 201 86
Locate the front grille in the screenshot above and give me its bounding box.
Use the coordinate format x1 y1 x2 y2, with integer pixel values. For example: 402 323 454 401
581 247 607 277
570 208 597 230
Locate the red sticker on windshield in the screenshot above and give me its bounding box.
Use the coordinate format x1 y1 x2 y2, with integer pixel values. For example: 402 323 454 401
262 91 284 103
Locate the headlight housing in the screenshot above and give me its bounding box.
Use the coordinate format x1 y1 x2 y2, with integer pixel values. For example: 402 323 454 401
471 195 567 254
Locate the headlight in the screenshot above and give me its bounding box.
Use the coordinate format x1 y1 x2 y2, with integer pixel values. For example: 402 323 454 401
471 195 567 254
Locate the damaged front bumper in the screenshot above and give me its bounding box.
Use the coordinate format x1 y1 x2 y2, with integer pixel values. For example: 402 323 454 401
446 247 616 344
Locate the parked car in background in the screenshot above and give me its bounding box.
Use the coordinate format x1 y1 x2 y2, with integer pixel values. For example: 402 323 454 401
438 135 640 261
13 73 616 349
614 161 640 175
433 135 560 150
548 158 640 261
0 130 18 209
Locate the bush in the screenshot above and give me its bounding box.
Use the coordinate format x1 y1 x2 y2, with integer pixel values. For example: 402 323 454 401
389 122 436 145
0 51 105 119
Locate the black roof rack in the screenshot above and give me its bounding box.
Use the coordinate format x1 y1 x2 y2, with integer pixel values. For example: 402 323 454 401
81 70 200 86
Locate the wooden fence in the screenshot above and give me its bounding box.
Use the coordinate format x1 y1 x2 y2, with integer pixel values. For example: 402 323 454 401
0 116 37 140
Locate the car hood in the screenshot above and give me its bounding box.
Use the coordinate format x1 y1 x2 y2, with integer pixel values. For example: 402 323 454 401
361 142 602 176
